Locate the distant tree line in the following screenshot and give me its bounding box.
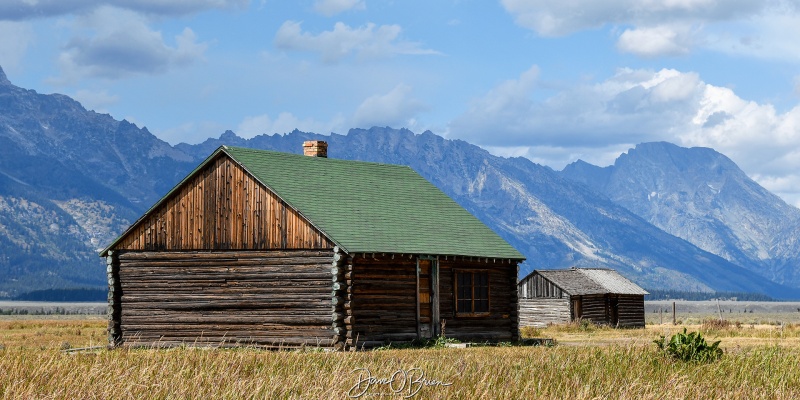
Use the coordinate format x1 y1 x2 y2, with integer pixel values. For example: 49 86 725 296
644 289 775 302
13 288 107 302
0 306 104 316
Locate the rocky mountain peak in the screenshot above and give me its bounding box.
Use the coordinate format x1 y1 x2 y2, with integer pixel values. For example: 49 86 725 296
0 65 9 85
621 141 738 174
220 130 240 141
561 141 800 288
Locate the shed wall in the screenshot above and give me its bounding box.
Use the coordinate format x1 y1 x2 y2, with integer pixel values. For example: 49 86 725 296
574 294 646 328
616 294 646 328
115 250 334 347
518 273 564 299
575 294 608 323
519 298 571 328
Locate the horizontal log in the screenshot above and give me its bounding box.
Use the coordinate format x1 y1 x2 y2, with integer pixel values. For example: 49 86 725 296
121 316 330 325
121 336 335 346
119 259 332 269
119 300 330 309
120 263 330 273
118 250 333 260
120 281 329 290
121 292 331 300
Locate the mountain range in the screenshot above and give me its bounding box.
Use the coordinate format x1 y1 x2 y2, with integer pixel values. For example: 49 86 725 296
1 65 799 298
561 143 800 287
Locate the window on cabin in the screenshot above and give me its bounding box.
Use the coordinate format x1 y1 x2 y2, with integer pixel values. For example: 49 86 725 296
455 270 489 315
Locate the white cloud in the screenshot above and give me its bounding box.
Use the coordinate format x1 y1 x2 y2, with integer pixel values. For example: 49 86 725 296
352 84 427 128
616 24 693 57
313 0 365 17
704 13 800 63
500 0 764 36
500 0 800 60
71 89 119 112
0 21 34 72
451 66 707 148
274 20 439 63
0 0 248 20
236 112 346 139
449 65 800 205
55 7 207 81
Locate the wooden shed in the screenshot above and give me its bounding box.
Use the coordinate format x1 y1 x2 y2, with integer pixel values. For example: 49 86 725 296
518 268 648 328
100 142 525 349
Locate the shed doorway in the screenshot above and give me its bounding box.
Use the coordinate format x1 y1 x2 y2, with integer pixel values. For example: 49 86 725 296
417 258 440 339
610 296 619 326
572 297 582 320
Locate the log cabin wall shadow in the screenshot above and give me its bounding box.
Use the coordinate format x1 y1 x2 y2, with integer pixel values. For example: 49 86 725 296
102 143 525 349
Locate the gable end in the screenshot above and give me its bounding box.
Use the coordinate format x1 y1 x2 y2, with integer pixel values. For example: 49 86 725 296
108 151 334 252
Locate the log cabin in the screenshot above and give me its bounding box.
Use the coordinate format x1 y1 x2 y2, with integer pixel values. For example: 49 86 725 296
100 141 525 349
518 268 648 328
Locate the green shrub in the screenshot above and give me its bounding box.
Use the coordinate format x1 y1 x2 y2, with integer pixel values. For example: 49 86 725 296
654 328 723 363
432 335 461 348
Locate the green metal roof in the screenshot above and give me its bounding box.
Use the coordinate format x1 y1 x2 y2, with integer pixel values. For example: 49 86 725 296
223 146 524 260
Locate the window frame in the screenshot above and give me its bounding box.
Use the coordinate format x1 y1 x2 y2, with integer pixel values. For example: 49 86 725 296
453 269 490 317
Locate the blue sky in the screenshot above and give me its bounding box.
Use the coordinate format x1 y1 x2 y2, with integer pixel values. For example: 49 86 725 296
2 0 800 205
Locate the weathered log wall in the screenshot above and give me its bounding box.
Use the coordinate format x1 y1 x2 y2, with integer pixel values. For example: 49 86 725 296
439 259 518 341
345 255 519 347
331 247 348 349
518 298 570 328
616 295 645 328
576 294 607 323
106 252 121 345
347 255 419 348
575 294 645 328
116 250 334 348
116 154 333 251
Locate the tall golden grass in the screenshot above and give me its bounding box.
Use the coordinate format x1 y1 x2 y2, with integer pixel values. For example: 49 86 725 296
1 320 799 399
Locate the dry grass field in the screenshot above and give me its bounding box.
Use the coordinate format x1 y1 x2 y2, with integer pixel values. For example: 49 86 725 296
2 318 800 399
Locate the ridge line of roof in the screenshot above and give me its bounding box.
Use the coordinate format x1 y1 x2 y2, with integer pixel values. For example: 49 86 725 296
224 145 416 169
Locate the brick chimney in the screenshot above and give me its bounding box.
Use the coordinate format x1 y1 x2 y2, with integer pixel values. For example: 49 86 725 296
303 140 328 158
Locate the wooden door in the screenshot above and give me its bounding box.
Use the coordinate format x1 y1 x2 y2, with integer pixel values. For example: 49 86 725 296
610 296 619 326
572 297 582 321
417 259 439 339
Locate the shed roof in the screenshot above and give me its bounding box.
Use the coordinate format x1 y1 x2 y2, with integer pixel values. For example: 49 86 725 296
103 146 524 260
532 268 648 295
